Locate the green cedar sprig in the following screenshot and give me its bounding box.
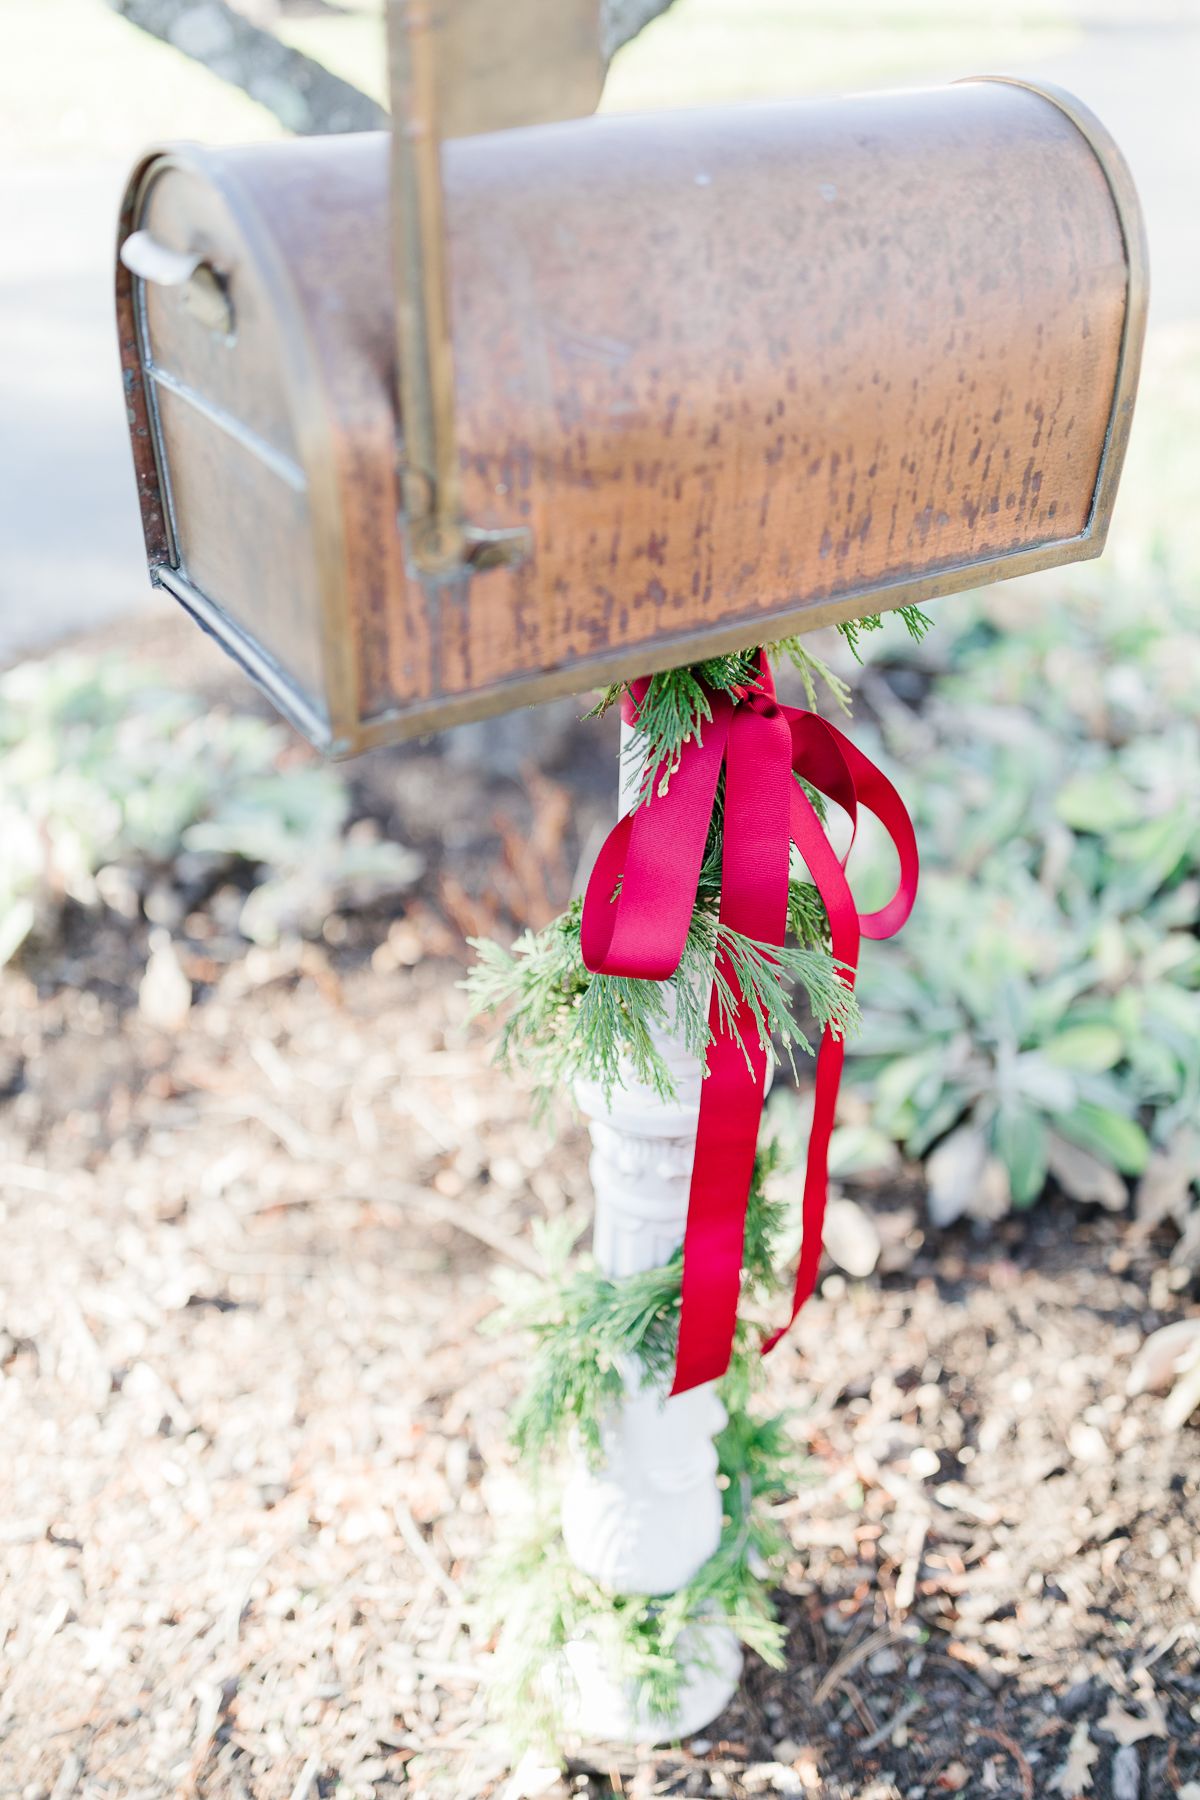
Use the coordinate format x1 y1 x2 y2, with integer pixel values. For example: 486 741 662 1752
591 638 844 809
587 611 931 808
583 650 761 807
464 894 858 1113
468 614 935 1110
838 603 934 662
482 1400 793 1741
488 1141 789 1467
769 632 852 714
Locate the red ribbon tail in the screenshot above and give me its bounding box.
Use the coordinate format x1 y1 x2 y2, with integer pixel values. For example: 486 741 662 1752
579 657 920 1396
671 694 792 1395
761 725 919 1363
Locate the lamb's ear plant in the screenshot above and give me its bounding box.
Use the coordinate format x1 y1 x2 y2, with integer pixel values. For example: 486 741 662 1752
0 653 422 964
849 875 1153 1224
843 570 1200 1229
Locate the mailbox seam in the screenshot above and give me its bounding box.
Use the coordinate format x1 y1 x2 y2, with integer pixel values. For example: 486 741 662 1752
143 363 309 496
958 76 1150 552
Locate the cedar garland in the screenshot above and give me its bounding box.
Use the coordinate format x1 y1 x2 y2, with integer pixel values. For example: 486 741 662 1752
470 610 930 1737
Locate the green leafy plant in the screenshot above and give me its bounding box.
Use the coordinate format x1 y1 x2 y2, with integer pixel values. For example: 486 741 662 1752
0 653 421 962
850 875 1155 1223
842 574 1200 1223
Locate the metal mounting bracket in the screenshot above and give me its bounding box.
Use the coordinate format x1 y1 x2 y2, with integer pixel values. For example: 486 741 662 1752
384 0 605 577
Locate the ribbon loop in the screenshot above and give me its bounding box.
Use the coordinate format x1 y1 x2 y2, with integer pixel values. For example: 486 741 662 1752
579 655 918 1394
580 691 731 981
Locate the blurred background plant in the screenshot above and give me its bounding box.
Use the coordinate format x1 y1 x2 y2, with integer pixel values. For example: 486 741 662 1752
0 654 422 967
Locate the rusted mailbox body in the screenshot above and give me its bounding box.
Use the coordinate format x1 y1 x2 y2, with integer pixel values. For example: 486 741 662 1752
116 78 1146 756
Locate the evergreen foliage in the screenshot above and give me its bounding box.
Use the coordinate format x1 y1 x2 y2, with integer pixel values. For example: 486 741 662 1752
837 602 934 662
489 1142 789 1465
465 898 858 1112
586 609 932 808
471 611 926 1741
483 1386 793 1739
484 1138 798 1736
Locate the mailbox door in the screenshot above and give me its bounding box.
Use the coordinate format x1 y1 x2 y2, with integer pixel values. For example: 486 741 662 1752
118 153 336 744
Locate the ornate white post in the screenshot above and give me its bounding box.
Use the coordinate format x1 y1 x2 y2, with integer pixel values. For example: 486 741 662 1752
554 722 742 1742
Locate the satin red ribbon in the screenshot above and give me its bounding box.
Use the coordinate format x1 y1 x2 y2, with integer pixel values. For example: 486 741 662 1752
581 653 918 1395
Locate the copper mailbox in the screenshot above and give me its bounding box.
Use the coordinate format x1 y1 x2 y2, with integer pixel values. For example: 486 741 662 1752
115 77 1146 756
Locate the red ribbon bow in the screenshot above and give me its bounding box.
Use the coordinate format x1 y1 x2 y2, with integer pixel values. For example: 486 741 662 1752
581 653 919 1395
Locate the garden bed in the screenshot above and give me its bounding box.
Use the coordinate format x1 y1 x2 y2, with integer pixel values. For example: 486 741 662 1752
2 597 1199 1799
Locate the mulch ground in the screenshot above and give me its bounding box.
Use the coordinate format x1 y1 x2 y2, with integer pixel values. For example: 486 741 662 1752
2 620 1198 1800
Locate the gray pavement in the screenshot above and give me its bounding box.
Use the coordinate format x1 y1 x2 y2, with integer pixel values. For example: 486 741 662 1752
1 163 152 658
1 16 1197 663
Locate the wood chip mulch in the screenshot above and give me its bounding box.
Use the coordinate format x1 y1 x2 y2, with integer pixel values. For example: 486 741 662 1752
2 637 1198 1800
